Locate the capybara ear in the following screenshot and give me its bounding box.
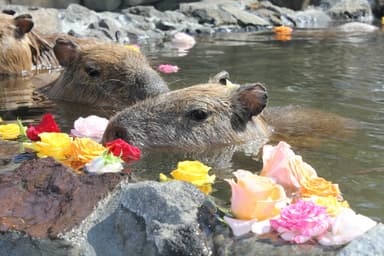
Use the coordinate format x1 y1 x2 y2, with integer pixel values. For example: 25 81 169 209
209 70 230 85
231 83 268 130
53 37 79 67
2 9 16 16
14 14 34 36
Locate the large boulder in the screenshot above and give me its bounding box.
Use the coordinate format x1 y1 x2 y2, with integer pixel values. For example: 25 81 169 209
2 0 80 9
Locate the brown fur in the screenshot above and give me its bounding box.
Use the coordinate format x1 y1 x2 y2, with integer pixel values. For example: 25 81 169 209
0 12 59 76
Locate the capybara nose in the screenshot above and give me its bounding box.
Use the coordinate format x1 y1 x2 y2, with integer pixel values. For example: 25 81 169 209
102 125 128 145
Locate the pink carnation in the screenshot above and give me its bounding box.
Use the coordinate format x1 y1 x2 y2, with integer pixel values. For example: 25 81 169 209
158 64 179 74
270 200 330 244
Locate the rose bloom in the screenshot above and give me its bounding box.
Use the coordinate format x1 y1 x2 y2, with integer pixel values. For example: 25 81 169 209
305 196 349 217
171 32 196 51
318 208 377 246
270 200 330 244
106 138 141 163
85 153 124 174
260 141 317 194
64 137 106 170
24 132 72 161
225 170 287 220
157 64 179 74
0 123 21 140
26 113 61 141
71 115 109 142
169 160 215 194
300 177 341 198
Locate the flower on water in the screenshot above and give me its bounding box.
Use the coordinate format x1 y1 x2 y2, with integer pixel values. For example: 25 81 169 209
318 208 377 246
64 137 106 170
171 32 196 51
225 170 287 221
260 141 317 194
270 200 330 244
71 115 109 142
105 138 141 163
160 160 216 194
158 64 179 74
305 196 349 217
273 26 293 35
0 123 21 140
85 152 124 174
26 113 60 141
24 132 72 161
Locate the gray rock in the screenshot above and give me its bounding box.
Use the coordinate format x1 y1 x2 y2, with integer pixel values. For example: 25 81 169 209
122 0 160 7
325 0 373 21
269 0 310 10
82 0 122 11
3 0 80 8
372 0 384 17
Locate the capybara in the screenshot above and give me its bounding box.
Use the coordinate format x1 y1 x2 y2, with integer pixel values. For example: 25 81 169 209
102 83 355 151
0 11 58 76
45 37 169 107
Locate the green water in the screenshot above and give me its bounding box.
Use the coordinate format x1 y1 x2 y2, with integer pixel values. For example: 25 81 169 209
1 29 383 222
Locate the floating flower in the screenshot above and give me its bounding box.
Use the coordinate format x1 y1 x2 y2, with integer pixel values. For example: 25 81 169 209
105 138 141 163
305 196 349 217
26 114 60 141
160 160 215 194
158 64 179 74
71 115 109 142
85 152 124 174
270 200 330 244
171 32 196 51
300 177 341 198
0 123 21 140
24 132 72 161
318 208 377 246
225 170 287 220
64 137 106 170
273 26 293 35
260 141 317 194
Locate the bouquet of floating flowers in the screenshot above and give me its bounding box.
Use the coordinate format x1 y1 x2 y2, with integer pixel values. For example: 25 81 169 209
1 113 141 174
224 141 377 246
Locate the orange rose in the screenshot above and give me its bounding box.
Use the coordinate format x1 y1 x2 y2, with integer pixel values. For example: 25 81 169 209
64 137 106 170
300 177 341 198
226 170 287 220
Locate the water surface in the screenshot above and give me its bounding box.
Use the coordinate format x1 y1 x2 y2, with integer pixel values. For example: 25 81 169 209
1 29 383 221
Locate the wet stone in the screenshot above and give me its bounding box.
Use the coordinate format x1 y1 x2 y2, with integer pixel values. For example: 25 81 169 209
0 157 124 238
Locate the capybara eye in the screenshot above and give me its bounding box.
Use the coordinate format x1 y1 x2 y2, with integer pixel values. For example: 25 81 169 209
188 109 210 122
84 65 101 78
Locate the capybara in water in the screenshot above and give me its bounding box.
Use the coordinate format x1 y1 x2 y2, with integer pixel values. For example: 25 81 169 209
45 37 169 107
0 11 58 76
103 83 270 149
102 83 355 151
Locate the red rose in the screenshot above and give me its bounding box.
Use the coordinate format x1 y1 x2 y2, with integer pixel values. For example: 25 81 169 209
106 138 141 163
26 113 61 141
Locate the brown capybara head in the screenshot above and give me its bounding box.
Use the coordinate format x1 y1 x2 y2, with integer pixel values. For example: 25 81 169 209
0 12 35 75
102 83 269 150
49 37 169 106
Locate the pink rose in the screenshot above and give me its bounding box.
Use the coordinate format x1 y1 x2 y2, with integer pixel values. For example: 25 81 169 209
318 208 377 246
225 170 287 221
270 200 330 244
260 141 317 194
71 115 109 142
171 32 196 51
158 64 179 74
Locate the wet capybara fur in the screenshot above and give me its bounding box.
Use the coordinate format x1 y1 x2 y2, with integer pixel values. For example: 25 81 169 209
0 11 58 76
103 83 270 150
46 37 169 107
103 82 356 151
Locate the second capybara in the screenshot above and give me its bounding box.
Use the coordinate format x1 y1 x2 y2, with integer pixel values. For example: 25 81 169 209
0 11 58 76
102 82 355 151
45 37 169 107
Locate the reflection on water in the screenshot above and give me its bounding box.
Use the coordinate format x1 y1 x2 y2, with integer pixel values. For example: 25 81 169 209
1 29 384 221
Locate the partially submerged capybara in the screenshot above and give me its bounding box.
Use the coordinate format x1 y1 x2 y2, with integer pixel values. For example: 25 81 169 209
102 83 355 151
0 11 58 76
45 37 169 106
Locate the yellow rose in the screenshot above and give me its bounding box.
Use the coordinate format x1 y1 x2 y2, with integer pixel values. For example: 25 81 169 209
300 177 341 198
160 161 215 194
0 123 21 140
305 196 350 216
24 132 72 161
226 170 287 220
64 137 106 170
